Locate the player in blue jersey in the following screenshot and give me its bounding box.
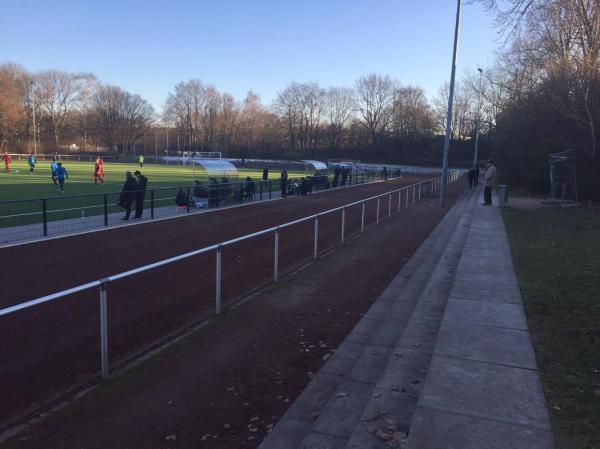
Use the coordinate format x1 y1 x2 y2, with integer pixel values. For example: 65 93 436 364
50 159 59 184
56 162 69 192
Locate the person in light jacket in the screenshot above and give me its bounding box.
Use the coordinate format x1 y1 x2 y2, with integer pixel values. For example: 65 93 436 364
483 159 497 206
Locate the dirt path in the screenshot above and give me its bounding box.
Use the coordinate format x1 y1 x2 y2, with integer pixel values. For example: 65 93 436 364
2 182 465 448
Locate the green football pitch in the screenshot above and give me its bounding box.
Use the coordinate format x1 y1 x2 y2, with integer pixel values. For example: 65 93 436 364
0 160 306 203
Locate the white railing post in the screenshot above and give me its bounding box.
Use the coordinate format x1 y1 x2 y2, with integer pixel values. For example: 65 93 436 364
274 229 280 282
215 246 222 314
412 186 416 205
388 193 392 217
313 217 319 259
397 189 401 212
405 187 409 208
418 183 422 201
361 201 366 232
341 208 346 244
376 198 380 224
99 280 109 379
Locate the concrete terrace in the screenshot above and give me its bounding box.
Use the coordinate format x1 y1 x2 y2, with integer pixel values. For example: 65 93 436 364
259 188 555 449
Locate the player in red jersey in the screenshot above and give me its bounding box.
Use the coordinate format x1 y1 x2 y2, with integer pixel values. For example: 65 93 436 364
3 152 11 173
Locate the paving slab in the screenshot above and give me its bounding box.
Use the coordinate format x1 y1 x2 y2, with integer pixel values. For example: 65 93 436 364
434 321 538 369
298 432 346 449
417 355 551 431
310 378 375 439
409 406 555 449
443 298 528 330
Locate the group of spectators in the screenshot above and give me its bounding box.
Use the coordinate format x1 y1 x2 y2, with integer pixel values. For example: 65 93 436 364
119 170 148 220
331 166 352 187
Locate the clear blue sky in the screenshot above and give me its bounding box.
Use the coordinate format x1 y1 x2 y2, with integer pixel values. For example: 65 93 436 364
1 0 500 113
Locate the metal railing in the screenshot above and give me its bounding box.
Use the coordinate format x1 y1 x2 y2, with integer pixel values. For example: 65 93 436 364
0 171 387 244
0 170 462 384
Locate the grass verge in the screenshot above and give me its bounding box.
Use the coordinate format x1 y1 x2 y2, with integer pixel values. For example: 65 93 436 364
503 205 600 449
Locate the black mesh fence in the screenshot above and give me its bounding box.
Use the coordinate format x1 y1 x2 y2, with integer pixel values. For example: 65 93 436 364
0 172 386 244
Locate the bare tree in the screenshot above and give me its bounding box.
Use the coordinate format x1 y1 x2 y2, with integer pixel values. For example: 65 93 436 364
93 84 154 152
203 86 221 151
391 85 434 141
74 75 98 150
238 91 262 150
323 87 355 149
354 74 396 146
0 63 30 149
164 80 206 151
36 70 89 146
274 82 325 152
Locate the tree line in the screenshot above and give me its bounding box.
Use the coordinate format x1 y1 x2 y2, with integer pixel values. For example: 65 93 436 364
474 0 600 200
0 64 491 165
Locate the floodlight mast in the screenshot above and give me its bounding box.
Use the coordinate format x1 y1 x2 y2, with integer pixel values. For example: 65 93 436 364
473 68 484 168
31 81 37 156
440 0 462 207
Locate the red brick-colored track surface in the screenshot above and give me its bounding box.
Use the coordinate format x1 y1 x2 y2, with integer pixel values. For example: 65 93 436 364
0 178 434 428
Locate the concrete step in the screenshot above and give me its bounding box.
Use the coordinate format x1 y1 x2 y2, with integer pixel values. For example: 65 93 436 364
342 192 478 449
258 191 475 449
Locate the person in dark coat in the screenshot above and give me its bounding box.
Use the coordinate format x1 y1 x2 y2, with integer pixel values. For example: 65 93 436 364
175 187 189 207
262 167 269 181
332 167 341 187
300 177 313 195
280 169 288 197
245 176 256 201
467 168 475 189
383 166 388 180
119 171 137 220
341 168 348 186
473 166 480 185
133 170 148 218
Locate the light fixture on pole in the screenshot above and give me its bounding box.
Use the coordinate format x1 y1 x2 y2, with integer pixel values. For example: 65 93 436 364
440 0 462 207
473 67 483 168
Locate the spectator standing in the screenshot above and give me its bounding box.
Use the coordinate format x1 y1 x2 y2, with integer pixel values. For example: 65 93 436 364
119 171 137 220
245 176 256 201
56 162 69 193
341 168 348 186
483 159 497 206
383 166 388 180
473 166 480 186
50 158 58 184
262 167 269 181
133 170 148 219
3 152 11 173
332 166 341 187
280 169 288 197
467 168 475 189
28 154 37 173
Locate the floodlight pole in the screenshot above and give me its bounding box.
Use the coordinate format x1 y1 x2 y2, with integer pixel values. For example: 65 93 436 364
473 68 483 168
440 0 462 207
31 81 37 156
